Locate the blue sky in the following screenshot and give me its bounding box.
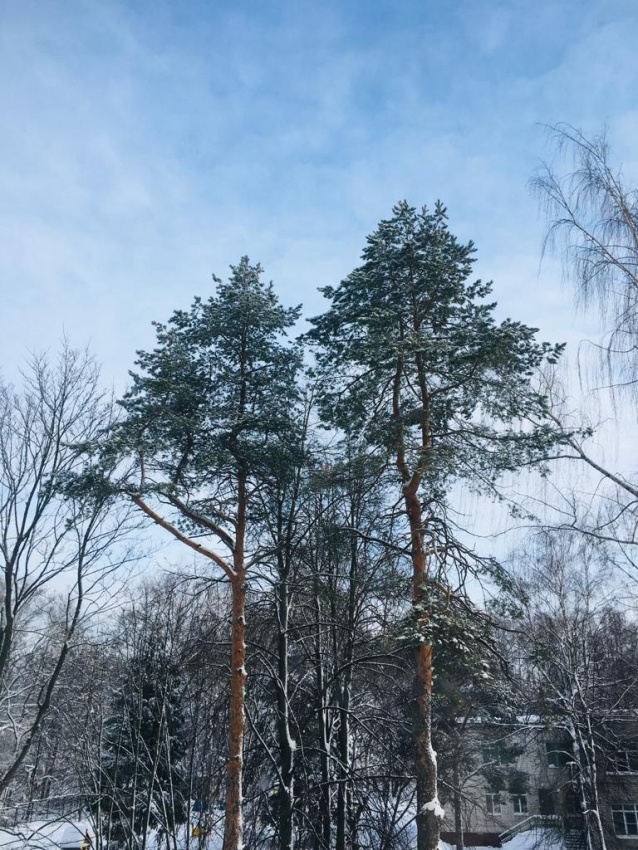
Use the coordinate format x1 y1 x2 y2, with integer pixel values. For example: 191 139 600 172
1 0 637 388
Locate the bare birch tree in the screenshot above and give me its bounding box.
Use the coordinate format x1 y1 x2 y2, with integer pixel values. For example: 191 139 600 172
532 125 638 555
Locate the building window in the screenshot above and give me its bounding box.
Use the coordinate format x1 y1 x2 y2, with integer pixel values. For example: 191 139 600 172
613 805 638 837
546 742 568 768
610 751 638 774
486 794 502 815
512 795 528 815
483 743 513 766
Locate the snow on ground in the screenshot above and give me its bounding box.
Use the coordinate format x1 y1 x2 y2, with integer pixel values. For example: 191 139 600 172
500 829 565 850
442 828 565 850
0 820 94 850
0 822 225 850
0 822 562 850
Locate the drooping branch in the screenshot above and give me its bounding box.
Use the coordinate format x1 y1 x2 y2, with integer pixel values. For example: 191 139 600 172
129 494 235 580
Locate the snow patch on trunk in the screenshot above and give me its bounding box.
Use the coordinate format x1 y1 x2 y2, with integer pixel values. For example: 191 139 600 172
421 797 445 818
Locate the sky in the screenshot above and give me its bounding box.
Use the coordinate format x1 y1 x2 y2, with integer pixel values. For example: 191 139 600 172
2 0 638 391
2 0 638 577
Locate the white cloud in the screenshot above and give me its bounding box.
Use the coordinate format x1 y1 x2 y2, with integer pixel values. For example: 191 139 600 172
0 0 636 505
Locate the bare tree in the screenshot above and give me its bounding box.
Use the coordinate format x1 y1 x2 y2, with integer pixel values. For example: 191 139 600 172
532 126 638 554
533 123 638 394
511 530 638 850
0 345 134 798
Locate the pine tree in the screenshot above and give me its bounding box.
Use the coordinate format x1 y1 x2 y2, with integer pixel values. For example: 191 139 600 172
307 201 566 850
110 258 302 850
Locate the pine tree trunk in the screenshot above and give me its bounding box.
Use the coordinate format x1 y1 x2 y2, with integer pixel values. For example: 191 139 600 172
404 479 440 850
223 574 246 850
223 478 247 850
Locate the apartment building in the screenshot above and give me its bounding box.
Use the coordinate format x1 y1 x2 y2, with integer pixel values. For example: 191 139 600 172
440 722 638 848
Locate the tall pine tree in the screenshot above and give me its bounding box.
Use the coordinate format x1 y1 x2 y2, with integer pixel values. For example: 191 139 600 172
307 201 566 850
109 258 302 850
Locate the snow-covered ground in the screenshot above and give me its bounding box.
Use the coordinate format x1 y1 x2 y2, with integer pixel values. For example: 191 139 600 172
442 828 565 850
0 822 225 850
501 829 564 850
0 821 561 850
0 820 94 850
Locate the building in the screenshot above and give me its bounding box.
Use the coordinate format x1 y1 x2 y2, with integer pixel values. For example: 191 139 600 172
440 721 638 849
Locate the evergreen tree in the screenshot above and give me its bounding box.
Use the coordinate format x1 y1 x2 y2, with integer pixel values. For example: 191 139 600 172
307 201 567 850
109 258 302 850
100 636 188 848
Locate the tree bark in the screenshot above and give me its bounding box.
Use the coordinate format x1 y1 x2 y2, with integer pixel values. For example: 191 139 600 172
223 574 246 850
404 478 440 850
